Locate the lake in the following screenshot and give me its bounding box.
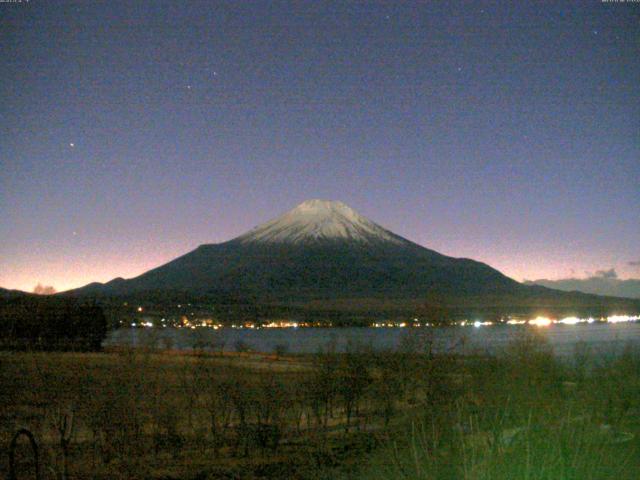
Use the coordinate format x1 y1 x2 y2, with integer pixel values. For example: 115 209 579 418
104 322 640 357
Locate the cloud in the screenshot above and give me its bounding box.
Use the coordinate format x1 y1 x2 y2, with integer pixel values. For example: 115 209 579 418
33 283 57 295
594 268 617 279
629 260 640 267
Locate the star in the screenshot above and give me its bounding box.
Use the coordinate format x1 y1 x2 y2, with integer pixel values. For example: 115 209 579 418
69 142 75 148
186 85 192 90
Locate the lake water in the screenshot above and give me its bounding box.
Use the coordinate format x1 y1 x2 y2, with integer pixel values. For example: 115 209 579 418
104 322 640 357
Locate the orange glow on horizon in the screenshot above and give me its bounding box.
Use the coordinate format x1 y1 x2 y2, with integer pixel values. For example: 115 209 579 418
2 246 637 294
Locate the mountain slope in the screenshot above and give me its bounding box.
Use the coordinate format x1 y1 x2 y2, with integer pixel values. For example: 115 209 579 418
0 287 32 299
526 277 640 299
64 200 640 317
68 200 518 297
235 199 406 245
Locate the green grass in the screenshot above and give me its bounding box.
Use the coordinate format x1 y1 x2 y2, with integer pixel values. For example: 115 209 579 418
1 331 639 479
354 334 640 480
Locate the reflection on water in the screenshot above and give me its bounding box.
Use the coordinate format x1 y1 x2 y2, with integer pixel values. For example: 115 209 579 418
105 322 640 357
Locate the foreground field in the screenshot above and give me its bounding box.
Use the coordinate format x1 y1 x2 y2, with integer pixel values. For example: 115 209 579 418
1 331 639 479
355 337 640 480
1 343 411 479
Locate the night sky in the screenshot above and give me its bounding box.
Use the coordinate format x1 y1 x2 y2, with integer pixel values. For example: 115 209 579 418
1 1 639 293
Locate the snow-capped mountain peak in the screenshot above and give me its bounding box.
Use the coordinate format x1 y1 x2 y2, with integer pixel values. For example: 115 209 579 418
235 199 406 245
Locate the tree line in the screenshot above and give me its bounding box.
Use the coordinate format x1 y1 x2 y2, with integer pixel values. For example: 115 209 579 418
0 296 107 351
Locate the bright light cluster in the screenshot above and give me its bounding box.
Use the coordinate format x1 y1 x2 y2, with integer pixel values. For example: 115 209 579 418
264 321 299 328
473 321 493 328
369 315 640 328
529 317 553 327
128 314 639 329
557 316 581 325
507 319 527 325
607 314 640 323
472 314 639 328
372 321 409 328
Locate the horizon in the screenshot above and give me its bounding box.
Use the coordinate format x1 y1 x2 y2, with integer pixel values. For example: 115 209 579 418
2 1 639 293
4 196 640 294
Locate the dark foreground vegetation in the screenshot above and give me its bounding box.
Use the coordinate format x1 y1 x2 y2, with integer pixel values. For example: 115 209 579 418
1 332 639 479
0 297 107 351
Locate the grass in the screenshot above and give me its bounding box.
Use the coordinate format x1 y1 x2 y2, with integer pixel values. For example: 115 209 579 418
354 334 640 480
1 330 639 479
0 347 385 479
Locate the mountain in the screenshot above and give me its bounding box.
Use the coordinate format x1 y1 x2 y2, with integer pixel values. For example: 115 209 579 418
66 200 519 297
235 199 406 245
65 200 640 320
0 287 32 300
525 277 640 299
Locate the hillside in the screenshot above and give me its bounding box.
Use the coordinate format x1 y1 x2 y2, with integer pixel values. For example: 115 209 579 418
63 200 640 320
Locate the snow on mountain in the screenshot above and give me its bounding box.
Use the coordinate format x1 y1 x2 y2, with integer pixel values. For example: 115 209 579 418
235 199 407 245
